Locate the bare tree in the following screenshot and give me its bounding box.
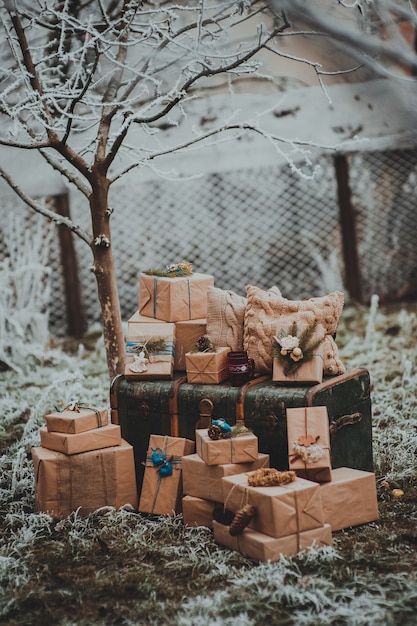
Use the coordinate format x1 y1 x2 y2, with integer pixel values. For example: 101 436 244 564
0 0 291 378
1 0 417 379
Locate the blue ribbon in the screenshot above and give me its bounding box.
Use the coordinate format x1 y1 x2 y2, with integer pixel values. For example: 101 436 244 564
212 418 232 434
149 446 175 477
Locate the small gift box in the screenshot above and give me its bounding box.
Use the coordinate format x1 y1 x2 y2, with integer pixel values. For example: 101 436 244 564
185 346 230 384
195 427 258 466
124 321 175 380
139 263 214 322
40 424 122 456
272 322 325 385
221 471 324 539
45 402 108 434
213 520 332 563
182 452 270 503
286 406 332 482
138 434 195 515
182 495 217 528
32 440 138 519
319 467 379 530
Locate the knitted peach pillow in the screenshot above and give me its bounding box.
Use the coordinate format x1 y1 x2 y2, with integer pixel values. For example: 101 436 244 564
243 285 345 376
206 286 282 352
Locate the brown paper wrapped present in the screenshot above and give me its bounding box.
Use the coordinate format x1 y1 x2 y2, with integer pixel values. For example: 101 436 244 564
32 440 138 519
138 435 195 515
174 319 207 370
213 520 332 563
185 347 230 384
286 406 332 482
45 405 108 434
139 272 214 322
182 452 270 502
124 321 175 380
221 473 324 538
319 467 379 531
40 424 122 455
182 495 217 528
272 323 325 385
195 428 258 466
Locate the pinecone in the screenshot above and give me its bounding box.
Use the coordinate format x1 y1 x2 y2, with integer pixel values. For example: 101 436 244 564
194 335 214 353
229 504 257 536
208 425 222 440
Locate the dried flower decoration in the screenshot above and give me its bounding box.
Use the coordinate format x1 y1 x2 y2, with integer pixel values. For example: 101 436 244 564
272 320 324 376
144 260 193 278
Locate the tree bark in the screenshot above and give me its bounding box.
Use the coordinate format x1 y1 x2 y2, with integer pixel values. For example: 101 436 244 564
89 170 125 380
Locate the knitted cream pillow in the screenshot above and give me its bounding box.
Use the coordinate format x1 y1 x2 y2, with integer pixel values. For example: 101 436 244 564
207 286 282 352
243 285 345 376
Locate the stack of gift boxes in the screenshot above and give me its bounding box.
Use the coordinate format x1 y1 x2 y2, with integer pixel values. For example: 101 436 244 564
181 407 379 563
125 267 230 382
32 403 138 518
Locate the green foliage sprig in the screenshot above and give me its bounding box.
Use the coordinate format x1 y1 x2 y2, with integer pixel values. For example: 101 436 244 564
129 337 166 360
272 320 323 376
144 261 193 278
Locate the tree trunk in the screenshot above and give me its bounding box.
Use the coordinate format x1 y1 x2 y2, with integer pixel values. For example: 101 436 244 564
89 171 125 380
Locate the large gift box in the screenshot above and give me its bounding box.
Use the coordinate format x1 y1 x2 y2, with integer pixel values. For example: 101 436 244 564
125 321 175 380
32 440 138 518
138 435 195 515
185 347 230 384
272 323 325 385
182 495 216 528
195 428 258 466
45 405 108 434
40 423 122 455
286 406 332 482
139 272 214 322
213 520 332 563
319 467 379 531
182 452 270 503
221 473 324 539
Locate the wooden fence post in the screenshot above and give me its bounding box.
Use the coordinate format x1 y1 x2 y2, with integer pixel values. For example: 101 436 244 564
52 193 86 338
334 154 363 303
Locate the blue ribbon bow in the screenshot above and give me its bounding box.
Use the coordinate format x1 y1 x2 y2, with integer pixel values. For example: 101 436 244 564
212 418 232 433
150 447 173 476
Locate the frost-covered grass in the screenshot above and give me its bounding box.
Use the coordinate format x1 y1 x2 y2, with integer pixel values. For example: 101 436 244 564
1 299 417 625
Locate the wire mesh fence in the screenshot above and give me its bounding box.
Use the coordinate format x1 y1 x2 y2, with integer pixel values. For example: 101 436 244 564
2 147 417 337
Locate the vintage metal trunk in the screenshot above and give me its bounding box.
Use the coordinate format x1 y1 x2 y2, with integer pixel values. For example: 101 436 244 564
110 368 373 493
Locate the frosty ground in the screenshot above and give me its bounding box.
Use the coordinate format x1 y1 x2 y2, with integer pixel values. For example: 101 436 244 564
1 300 417 626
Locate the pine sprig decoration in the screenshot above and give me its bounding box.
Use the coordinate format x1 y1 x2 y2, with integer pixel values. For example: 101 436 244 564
144 261 193 278
129 336 166 360
272 320 323 376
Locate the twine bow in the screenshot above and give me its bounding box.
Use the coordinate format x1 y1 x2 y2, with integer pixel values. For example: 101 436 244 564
149 447 174 477
55 397 104 427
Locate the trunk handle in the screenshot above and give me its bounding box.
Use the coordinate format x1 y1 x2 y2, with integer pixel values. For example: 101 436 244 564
329 412 362 435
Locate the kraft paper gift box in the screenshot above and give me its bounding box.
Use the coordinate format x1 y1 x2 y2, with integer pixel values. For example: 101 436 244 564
213 520 332 563
286 406 332 482
175 318 207 370
45 405 108 434
182 452 270 503
139 272 214 322
185 347 230 384
124 321 175 380
40 423 122 455
138 434 195 515
127 311 206 371
195 428 259 466
221 473 324 539
32 440 138 519
319 467 379 531
182 495 217 528
272 323 325 385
